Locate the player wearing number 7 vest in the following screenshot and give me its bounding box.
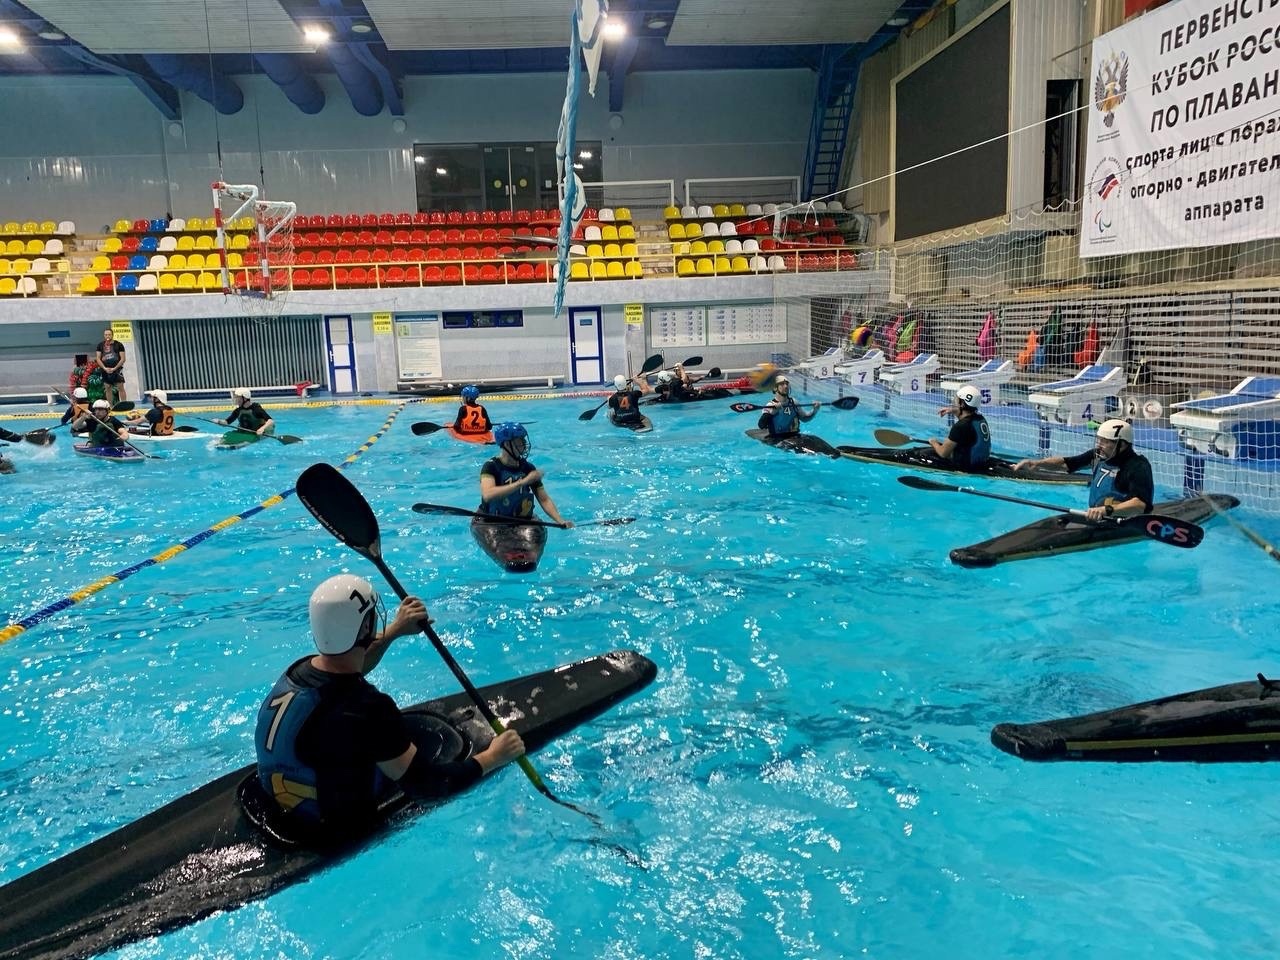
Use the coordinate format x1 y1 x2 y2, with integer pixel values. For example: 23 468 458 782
929 383 992 471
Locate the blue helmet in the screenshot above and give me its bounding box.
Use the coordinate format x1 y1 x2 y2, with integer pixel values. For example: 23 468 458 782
493 422 527 446
461 385 480 403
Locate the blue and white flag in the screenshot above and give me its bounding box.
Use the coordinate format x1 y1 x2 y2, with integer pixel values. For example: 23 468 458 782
553 0 607 318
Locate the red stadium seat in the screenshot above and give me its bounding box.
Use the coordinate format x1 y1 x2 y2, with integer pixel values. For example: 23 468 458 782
423 265 443 284
374 229 393 245
316 249 335 264
323 231 339 245
427 211 445 224
339 231 358 246
410 229 427 244
445 211 463 224
343 213 361 227
395 212 412 225
426 229 444 244
460 247 479 260
392 248 410 262
360 214 377 227
121 236 140 253
385 266 406 285
348 266 369 285
497 210 514 223
463 264 481 283
408 247 426 261
412 212 430 225
443 246 460 261
296 250 316 265
403 265 421 283
533 262 548 280
111 255 129 271
444 228 463 243
334 267 350 286
357 230 374 245
515 262 535 281
441 264 461 283
327 214 344 227
378 213 395 226
462 211 480 224
392 229 410 244
425 248 443 261
478 264 500 283
480 246 496 259
336 249 355 264
480 228 499 242
97 274 115 292
371 248 390 263
480 210 497 223
514 209 533 223
462 228 481 243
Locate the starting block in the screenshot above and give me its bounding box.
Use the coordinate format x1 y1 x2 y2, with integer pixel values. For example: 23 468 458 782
940 358 1016 406
1028 363 1126 425
1170 376 1280 459
834 348 885 387
878 352 939 395
792 346 845 380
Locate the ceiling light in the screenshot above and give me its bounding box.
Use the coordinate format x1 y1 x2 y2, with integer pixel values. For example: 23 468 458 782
37 28 65 41
435 167 448 176
350 21 374 34
887 16 910 26
302 25 330 44
412 155 425 164
602 21 627 40
0 27 22 47
573 162 585 170
578 149 593 160
645 16 669 29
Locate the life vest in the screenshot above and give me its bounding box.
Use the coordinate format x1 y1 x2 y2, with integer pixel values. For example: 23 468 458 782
610 390 642 423
254 674 326 822
764 397 802 436
1074 322 1100 366
1016 329 1039 369
1089 457 1120 508
457 403 488 434
236 404 269 431
151 405 175 436
976 312 997 362
954 414 992 469
479 457 536 518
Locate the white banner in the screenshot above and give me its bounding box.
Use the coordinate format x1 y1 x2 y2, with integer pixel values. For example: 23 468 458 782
1080 0 1280 258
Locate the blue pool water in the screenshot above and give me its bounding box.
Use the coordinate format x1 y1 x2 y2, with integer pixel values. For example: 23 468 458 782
1 394 1278 959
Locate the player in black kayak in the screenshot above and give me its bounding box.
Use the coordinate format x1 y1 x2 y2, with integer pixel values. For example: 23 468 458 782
1013 418 1154 520
928 384 992 471
253 574 525 842
478 422 573 526
607 373 649 426
757 375 820 438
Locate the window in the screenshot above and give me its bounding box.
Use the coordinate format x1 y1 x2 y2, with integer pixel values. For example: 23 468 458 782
413 142 602 212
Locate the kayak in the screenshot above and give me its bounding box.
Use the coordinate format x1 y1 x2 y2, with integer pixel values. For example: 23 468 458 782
613 416 653 433
217 429 261 450
950 493 1240 568
0 649 656 960
445 426 494 444
72 443 146 464
745 428 840 458
470 515 549 572
642 389 733 406
991 675 1280 762
837 444 1088 485
127 428 209 442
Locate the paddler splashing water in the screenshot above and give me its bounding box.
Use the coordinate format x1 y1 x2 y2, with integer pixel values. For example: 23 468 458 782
253 574 525 842
1013 418 1154 520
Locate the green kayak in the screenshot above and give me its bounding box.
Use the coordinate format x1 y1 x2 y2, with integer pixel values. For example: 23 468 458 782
217 429 261 450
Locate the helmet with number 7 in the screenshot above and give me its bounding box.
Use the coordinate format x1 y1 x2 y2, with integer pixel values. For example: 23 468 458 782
955 384 982 409
1096 418 1134 445
309 573 382 655
461 385 480 403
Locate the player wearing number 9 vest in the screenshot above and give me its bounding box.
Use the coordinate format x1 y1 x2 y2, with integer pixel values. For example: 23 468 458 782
929 383 992 471
253 573 525 841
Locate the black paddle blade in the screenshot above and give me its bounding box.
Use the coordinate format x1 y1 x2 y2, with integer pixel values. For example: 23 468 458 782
591 517 636 527
730 402 762 413
276 434 304 445
411 421 444 436
874 428 918 447
897 475 956 492
112 402 135 412
832 396 860 411
1120 514 1204 548
24 429 55 446
296 463 380 553
705 367 722 379
579 406 602 421
682 356 703 367
639 353 664 374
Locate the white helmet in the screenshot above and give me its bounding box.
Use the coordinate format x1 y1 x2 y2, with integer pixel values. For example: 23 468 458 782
657 370 675 385
91 399 110 410
309 574 381 656
613 374 628 391
1097 418 1134 444
956 384 982 408
73 387 88 400
775 374 790 386
232 387 252 401
147 389 168 404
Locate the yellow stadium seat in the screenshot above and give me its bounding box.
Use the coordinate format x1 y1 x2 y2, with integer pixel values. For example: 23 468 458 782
0 277 17 295
625 260 643 278
177 235 195 251
618 225 635 240
112 219 130 233
91 255 111 272
684 222 702 239
712 204 729 218
586 243 604 259
614 207 631 221
0 258 9 275
707 239 725 254
729 203 747 217
177 272 197 289
227 251 244 268
198 271 219 290
39 220 56 233
730 255 749 273
230 233 250 250
167 253 187 270
234 216 254 231
187 253 205 270
690 240 708 255
569 261 589 280
2 222 19 234
24 239 43 255
589 261 607 280
5 239 23 255
606 261 624 278
662 205 680 220
158 273 177 291
621 242 638 257
195 234 214 249
600 225 618 242
78 275 98 294
668 223 685 240
185 216 205 231
604 243 621 258
672 242 690 255
715 256 732 274
696 258 714 275
11 258 30 275
20 221 37 233
676 259 695 276
101 237 122 253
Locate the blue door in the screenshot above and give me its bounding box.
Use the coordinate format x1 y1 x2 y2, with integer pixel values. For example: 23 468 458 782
325 315 355 393
569 307 603 385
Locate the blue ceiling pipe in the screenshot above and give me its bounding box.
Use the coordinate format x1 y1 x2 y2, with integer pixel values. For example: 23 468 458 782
314 0 400 116
143 54 244 114
254 53 325 113
320 39 382 115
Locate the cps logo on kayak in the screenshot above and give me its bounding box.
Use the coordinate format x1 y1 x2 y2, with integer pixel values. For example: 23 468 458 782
1145 519 1190 543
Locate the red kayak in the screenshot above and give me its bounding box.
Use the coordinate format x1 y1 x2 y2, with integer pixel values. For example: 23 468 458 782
446 426 494 444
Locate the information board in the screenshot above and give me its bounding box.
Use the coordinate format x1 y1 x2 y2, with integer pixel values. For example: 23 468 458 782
648 306 706 348
706 303 786 345
394 313 443 380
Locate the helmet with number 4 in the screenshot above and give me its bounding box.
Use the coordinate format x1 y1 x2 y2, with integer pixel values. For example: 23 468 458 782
461 385 480 403
955 384 982 409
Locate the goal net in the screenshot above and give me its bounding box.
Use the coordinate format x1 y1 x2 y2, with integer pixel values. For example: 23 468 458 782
211 181 297 300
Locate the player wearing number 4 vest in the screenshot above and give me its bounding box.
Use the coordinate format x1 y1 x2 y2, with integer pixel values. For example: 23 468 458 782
253 574 525 842
1013 419 1154 520
929 384 992 471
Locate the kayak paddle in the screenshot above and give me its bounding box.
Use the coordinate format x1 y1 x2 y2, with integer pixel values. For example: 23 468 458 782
873 428 928 446
1197 492 1279 563
189 415 303 445
412 502 635 528
294 463 619 833
579 353 664 421
896 475 1204 548
729 396 860 413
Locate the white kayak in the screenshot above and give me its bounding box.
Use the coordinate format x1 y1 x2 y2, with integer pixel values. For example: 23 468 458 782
127 429 210 442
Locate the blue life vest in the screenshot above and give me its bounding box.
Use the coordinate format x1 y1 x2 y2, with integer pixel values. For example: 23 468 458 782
957 414 992 468
254 672 326 822
1089 457 1120 507
479 458 535 518
766 397 801 436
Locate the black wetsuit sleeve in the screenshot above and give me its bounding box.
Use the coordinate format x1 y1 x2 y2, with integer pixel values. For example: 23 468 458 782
453 406 465 429
481 407 492 429
1062 450 1094 473
1118 456 1155 512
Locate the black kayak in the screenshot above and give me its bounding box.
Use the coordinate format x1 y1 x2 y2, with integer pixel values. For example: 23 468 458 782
641 388 733 406
470 515 548 572
950 493 1240 567
612 415 653 432
0 649 656 960
745 427 840 458
837 445 1088 485
992 675 1280 762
